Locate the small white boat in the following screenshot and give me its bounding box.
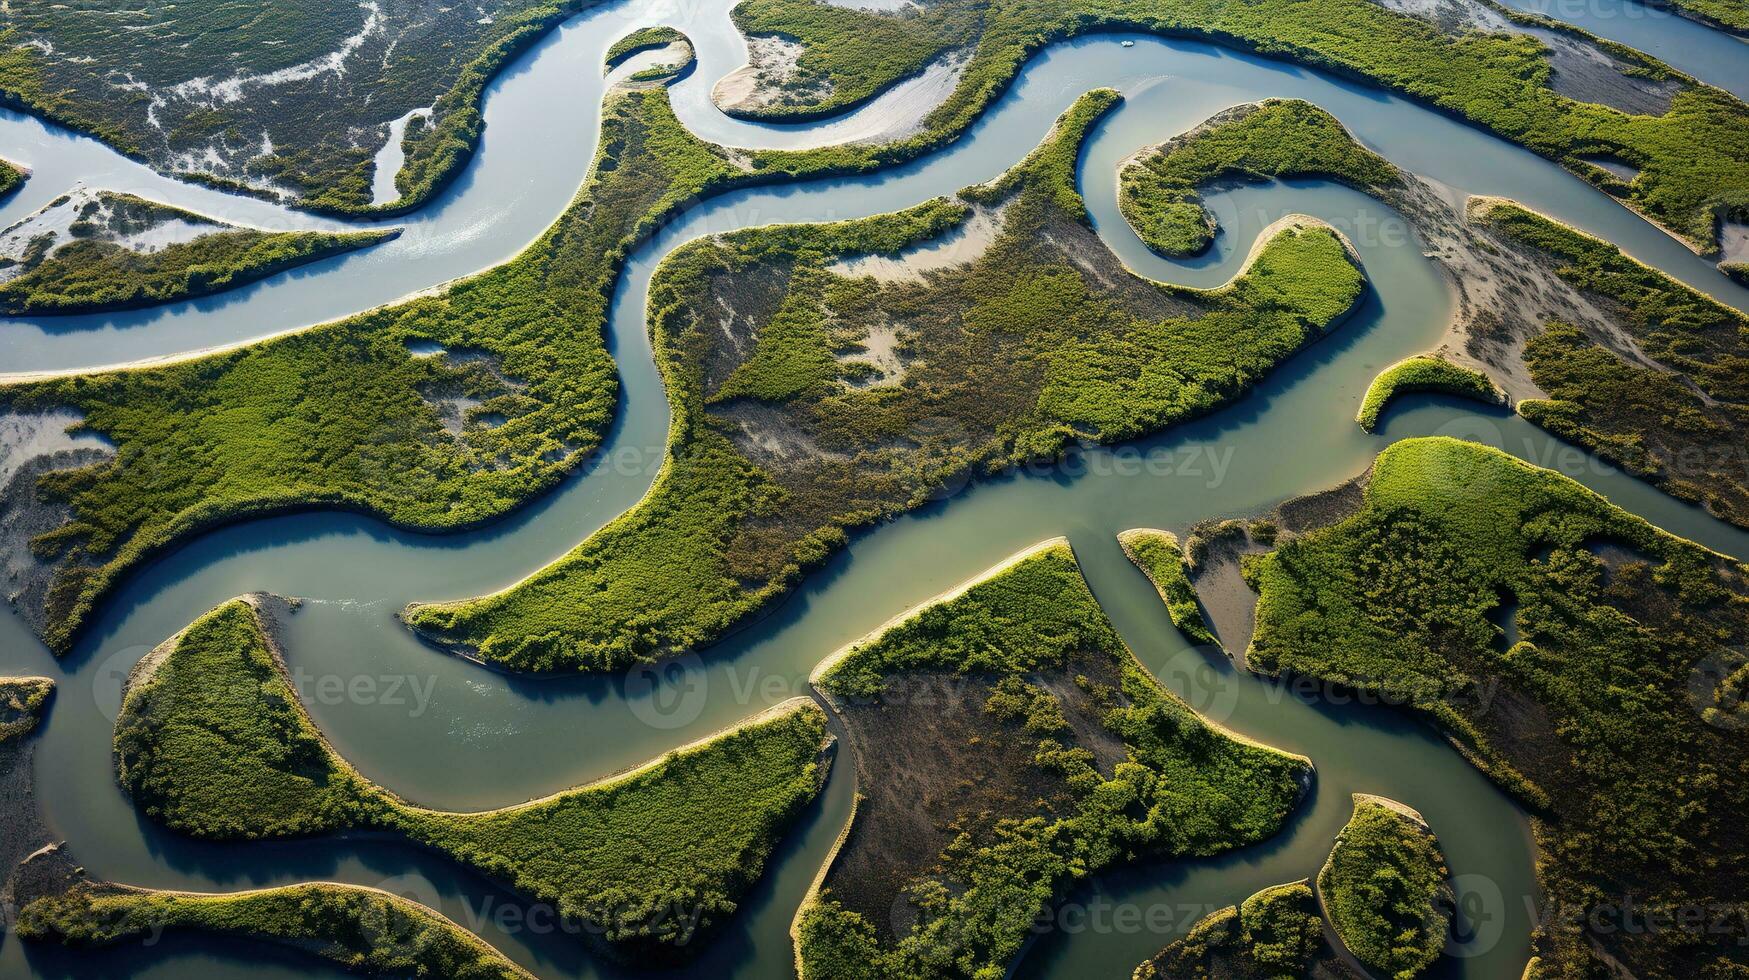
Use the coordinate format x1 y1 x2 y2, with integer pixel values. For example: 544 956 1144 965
1121 40 1135 47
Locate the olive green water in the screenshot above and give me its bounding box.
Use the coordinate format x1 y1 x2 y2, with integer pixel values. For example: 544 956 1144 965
4 8 1749 980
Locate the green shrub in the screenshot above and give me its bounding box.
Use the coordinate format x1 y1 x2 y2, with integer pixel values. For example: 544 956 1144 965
1318 797 1451 980
0 157 23 201
1723 262 1748 286
19 881 532 979
605 27 688 71
404 90 1366 673
1356 355 1502 432
116 597 832 948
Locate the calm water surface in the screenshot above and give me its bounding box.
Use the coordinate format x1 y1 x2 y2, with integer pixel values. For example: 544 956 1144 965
5 3 1749 978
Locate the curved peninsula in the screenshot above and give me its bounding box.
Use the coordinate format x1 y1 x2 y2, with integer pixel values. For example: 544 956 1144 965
19 881 535 979
116 594 833 953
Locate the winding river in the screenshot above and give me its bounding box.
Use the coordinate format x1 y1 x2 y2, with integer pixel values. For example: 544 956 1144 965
4 2 1749 978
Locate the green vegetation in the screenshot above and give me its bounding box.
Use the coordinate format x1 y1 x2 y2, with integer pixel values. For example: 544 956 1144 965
1472 198 1749 527
1118 100 1399 257
0 0 594 213
117 596 832 948
404 90 1366 672
2 74 753 653
1317 797 1450 980
19 881 532 979
606 27 687 71
0 158 23 202
724 0 1749 251
1118 528 1219 648
1133 880 1350 980
1723 261 1748 285
795 541 1311 979
0 192 393 315
1248 437 1749 977
0 677 53 744
1650 0 1749 35
1356 356 1503 432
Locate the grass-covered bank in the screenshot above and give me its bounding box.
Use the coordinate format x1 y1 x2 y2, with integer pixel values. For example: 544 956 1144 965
1132 879 1359 979
402 90 1366 672
1316 796 1452 980
716 0 1749 252
0 192 394 315
0 0 597 214
0 61 756 654
605 27 689 72
19 881 534 979
116 595 832 953
1245 437 1749 977
1118 528 1219 648
792 541 1311 979
1471 197 1749 527
1356 356 1504 432
1118 100 1400 258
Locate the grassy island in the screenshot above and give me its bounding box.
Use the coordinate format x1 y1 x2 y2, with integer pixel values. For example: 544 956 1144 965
1119 100 1400 257
793 540 1312 979
19 881 533 979
722 0 1749 252
1722 261 1748 285
0 676 53 744
1247 437 1749 977
1119 528 1220 648
0 192 394 315
1317 796 1451 980
0 0 599 213
1 61 758 654
117 595 832 951
1133 879 1358 980
1356 356 1504 432
403 90 1366 672
1471 198 1749 527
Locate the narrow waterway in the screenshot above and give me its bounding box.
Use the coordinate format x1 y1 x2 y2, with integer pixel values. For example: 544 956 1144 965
5 4 1749 979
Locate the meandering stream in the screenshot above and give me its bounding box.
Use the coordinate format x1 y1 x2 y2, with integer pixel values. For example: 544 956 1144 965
4 2 1749 978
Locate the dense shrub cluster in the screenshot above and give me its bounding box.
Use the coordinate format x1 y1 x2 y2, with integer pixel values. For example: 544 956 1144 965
796 543 1311 979
405 90 1366 672
1317 798 1451 980
1118 100 1399 257
605 27 688 70
116 597 831 948
1248 437 1749 976
1355 356 1503 432
19 882 533 979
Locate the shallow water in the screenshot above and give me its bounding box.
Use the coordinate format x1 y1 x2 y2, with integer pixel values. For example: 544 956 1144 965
4 2 1749 978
